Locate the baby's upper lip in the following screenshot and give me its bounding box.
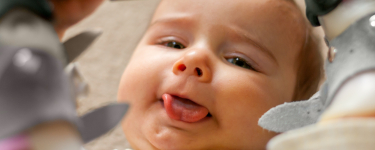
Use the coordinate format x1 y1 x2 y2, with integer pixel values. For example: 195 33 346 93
160 91 210 112
169 93 191 101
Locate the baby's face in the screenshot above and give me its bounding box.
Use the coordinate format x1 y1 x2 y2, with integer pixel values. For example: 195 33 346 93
118 0 306 149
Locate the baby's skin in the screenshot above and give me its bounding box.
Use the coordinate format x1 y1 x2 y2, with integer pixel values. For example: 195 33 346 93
118 0 308 149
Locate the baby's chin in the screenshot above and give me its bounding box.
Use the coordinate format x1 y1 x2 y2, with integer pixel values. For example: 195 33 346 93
124 119 200 150
146 127 193 149
123 106 212 149
143 114 204 149
144 127 213 150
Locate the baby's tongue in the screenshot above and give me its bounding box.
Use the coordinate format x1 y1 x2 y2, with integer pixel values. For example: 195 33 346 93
162 94 209 123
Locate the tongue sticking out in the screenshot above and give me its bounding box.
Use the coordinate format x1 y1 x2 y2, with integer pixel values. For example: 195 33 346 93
162 94 209 123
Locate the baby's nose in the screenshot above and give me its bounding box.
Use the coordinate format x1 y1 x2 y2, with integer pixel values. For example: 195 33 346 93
172 51 212 82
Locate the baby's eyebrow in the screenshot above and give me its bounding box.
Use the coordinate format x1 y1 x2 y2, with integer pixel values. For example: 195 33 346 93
150 14 195 28
227 26 277 65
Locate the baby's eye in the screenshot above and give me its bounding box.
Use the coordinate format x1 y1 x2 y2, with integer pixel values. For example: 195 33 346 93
163 41 185 49
227 57 254 70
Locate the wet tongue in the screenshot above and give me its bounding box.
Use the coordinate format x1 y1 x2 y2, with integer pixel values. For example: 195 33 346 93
162 94 209 123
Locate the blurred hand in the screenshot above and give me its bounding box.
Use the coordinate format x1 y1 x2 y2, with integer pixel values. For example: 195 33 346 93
49 0 104 39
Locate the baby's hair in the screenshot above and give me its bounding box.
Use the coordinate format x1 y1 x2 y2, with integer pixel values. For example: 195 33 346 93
286 0 324 101
293 29 323 101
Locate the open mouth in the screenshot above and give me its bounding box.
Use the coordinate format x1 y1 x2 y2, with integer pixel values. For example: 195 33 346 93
161 94 211 123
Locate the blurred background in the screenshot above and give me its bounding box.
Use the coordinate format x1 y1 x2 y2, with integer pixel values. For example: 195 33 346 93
63 0 325 149
64 0 160 149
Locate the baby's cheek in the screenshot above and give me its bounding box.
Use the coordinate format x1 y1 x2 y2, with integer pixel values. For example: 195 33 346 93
214 72 273 114
117 77 131 102
118 50 167 103
117 64 148 103
218 73 277 105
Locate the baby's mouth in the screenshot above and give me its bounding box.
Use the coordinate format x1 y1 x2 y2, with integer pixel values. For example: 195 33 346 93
161 94 211 123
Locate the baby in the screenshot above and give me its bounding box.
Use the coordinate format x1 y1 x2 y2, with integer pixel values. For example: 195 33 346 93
118 0 322 149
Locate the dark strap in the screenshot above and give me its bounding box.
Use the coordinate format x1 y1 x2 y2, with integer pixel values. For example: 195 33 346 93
305 0 343 26
0 0 53 21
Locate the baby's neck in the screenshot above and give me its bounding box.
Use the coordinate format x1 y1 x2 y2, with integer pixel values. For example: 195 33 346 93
318 0 375 41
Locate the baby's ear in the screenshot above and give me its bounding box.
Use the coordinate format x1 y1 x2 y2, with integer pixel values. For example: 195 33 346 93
258 92 324 132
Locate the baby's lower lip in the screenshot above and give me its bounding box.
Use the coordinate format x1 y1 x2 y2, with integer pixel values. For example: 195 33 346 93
160 99 213 117
160 94 212 122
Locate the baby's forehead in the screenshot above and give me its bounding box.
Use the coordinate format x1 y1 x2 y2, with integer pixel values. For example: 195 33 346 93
152 0 304 29
154 0 299 15
151 0 306 54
